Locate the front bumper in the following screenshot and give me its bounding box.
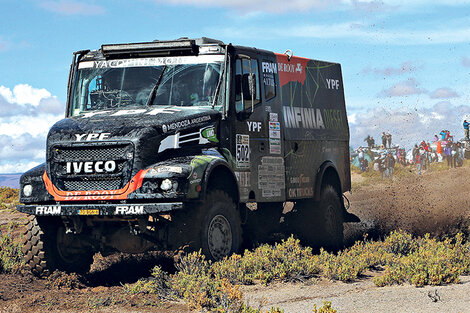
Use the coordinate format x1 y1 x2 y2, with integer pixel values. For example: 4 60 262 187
17 202 183 216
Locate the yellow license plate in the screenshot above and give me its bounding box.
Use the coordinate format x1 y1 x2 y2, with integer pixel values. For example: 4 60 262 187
78 209 100 215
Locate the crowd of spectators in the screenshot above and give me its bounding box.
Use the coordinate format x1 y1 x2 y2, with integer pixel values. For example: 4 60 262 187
355 130 467 178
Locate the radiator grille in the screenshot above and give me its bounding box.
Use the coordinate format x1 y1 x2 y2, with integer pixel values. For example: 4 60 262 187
49 142 134 192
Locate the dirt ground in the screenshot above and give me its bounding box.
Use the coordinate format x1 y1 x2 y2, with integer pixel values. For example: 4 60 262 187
2 165 470 312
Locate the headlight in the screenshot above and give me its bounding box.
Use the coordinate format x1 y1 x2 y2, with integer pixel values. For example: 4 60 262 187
23 184 33 197
160 179 173 191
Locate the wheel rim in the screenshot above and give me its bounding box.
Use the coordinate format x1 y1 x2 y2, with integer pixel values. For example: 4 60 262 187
207 214 232 260
324 204 337 234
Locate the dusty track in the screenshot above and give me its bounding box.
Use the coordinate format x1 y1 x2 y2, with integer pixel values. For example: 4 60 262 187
346 166 470 242
1 165 470 312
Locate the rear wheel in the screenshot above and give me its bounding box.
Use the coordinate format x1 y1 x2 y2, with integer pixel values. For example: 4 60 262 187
198 190 242 260
317 185 344 251
23 216 94 277
284 184 343 251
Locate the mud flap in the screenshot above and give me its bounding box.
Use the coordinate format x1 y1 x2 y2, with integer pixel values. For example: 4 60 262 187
343 211 360 223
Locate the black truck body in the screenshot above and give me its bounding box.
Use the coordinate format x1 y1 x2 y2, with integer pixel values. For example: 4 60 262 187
18 38 358 275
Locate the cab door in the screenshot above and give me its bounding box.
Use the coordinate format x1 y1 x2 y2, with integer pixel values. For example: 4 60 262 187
231 52 285 203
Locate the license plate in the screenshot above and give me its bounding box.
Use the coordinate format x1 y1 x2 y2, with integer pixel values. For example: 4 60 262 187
78 209 100 215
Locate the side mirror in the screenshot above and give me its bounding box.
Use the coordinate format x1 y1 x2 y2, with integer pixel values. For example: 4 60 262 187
242 73 257 100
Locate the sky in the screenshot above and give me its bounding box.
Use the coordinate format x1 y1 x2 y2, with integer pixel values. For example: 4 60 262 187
1 0 470 173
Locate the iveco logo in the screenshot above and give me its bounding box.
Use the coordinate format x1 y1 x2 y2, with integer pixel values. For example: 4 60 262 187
66 161 117 174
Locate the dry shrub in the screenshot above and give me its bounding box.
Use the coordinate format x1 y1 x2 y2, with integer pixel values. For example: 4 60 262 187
212 236 320 285
0 187 19 204
313 301 337 313
0 225 23 273
374 233 470 287
124 230 470 310
46 270 86 289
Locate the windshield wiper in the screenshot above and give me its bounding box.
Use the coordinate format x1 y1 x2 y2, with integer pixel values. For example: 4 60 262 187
146 65 167 106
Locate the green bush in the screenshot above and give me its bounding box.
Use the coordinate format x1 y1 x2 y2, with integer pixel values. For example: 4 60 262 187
212 236 320 285
0 187 19 204
313 301 337 313
375 233 470 287
0 225 24 273
123 230 470 310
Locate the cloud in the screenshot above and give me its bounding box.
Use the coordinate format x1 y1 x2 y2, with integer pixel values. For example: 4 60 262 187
0 84 63 173
0 38 10 52
349 0 396 12
462 56 470 67
0 84 51 106
363 62 420 77
39 0 106 15
214 19 470 45
155 0 341 13
380 78 427 97
156 0 469 13
350 101 469 149
0 161 41 174
0 134 45 160
430 87 459 99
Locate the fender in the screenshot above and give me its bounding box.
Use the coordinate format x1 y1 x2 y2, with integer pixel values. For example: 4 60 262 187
200 158 239 202
314 161 341 202
314 160 360 223
181 150 239 202
19 163 54 204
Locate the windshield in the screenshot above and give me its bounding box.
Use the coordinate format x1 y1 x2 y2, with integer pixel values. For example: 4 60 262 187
70 55 224 116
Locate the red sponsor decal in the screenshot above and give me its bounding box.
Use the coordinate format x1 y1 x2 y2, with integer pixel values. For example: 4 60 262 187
275 53 309 87
42 169 149 201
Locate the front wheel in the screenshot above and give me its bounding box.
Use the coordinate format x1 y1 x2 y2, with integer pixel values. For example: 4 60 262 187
197 190 242 261
22 216 94 277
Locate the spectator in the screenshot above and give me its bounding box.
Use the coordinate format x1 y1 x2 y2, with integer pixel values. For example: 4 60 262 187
378 156 386 178
464 120 470 140
364 135 373 149
386 132 392 148
416 153 422 175
437 140 443 156
381 132 387 148
361 158 369 172
453 142 462 167
384 152 395 179
412 144 419 164
419 145 426 170
444 141 453 168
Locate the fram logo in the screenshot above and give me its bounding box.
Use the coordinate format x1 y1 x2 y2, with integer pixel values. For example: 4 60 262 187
262 62 278 74
35 206 61 215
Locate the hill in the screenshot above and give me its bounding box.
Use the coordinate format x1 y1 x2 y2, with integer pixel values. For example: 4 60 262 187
0 174 21 189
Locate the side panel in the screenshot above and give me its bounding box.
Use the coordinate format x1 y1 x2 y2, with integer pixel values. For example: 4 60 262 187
275 54 350 198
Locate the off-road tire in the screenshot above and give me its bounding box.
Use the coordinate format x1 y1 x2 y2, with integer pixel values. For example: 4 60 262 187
22 216 94 277
198 190 242 261
284 184 343 251
316 185 344 251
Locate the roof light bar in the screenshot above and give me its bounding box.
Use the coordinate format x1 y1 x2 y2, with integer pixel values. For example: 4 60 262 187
101 40 197 57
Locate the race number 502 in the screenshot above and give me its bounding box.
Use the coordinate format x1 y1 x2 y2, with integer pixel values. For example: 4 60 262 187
236 134 250 168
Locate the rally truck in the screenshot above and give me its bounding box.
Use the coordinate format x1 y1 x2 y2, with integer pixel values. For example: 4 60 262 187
18 37 359 276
